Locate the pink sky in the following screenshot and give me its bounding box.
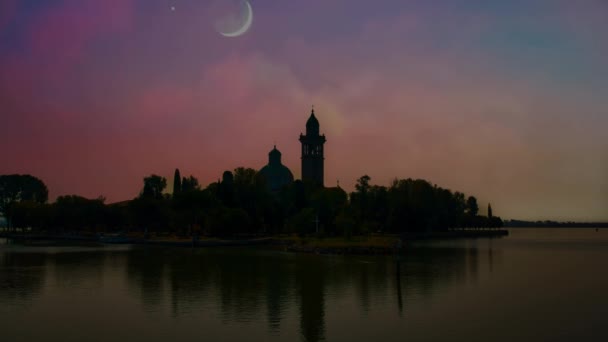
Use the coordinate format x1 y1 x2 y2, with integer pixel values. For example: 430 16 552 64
1 0 607 221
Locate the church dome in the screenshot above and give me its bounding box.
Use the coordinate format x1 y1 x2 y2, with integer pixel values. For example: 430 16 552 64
258 146 294 192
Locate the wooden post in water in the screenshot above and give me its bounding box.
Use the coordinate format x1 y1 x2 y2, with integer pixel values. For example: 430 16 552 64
395 257 403 316
394 237 404 260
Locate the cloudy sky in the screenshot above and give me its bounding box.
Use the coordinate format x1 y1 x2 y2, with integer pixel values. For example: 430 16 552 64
1 0 607 220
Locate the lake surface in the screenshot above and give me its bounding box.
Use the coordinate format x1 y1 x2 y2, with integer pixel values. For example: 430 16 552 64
1 228 607 341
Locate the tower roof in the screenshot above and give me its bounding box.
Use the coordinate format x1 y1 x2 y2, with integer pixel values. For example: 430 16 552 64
306 108 320 135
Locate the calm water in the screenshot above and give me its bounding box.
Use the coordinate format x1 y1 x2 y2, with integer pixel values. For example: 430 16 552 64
1 229 607 342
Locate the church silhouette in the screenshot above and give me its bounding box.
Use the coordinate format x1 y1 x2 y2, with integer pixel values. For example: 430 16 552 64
259 108 326 191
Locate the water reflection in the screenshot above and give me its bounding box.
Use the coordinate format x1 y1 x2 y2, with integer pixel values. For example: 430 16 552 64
399 246 474 296
296 256 326 342
0 243 496 342
127 248 167 311
0 251 46 304
121 246 488 342
4 230 608 341
49 251 106 290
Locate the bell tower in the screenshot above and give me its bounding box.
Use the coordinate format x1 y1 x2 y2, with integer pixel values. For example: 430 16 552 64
299 107 326 187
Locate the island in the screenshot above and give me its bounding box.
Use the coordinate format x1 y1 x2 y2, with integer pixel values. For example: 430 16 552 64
1 110 506 253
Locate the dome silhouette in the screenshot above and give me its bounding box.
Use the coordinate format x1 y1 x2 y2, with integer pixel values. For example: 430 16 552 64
258 146 294 192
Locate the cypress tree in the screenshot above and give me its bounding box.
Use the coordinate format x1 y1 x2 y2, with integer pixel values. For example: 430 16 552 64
173 169 182 196
466 196 479 216
488 203 493 218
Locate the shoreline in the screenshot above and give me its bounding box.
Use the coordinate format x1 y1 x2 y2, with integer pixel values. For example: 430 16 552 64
0 230 509 253
285 230 509 255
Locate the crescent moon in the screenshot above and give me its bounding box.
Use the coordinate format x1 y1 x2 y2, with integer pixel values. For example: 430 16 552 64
220 1 253 38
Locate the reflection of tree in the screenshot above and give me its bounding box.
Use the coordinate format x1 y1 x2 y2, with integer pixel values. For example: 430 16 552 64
0 251 46 304
49 251 105 289
216 250 264 322
399 246 472 298
126 248 166 310
326 256 392 316
167 250 213 317
160 248 295 325
264 253 291 332
468 247 479 280
377 246 482 319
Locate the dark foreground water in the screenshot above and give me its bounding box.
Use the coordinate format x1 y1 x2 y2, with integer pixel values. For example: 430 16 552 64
1 229 607 342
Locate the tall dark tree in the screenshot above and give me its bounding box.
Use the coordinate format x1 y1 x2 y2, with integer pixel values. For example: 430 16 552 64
488 203 493 218
181 176 200 192
351 175 372 223
0 175 48 213
5 201 49 231
354 175 371 194
219 171 235 207
173 188 215 236
173 169 182 196
140 175 167 199
310 187 348 234
52 195 107 232
232 167 268 232
467 196 479 216
0 175 48 229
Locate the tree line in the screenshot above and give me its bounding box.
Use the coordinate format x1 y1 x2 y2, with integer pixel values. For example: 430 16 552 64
0 171 503 237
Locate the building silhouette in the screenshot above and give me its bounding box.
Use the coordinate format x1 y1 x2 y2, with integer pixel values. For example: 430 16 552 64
257 108 326 190
258 146 294 192
299 108 326 187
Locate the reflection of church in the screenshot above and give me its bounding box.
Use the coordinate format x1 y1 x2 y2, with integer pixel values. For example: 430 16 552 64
258 108 326 191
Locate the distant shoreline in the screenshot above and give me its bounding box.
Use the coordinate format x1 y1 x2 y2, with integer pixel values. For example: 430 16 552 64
504 220 608 228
